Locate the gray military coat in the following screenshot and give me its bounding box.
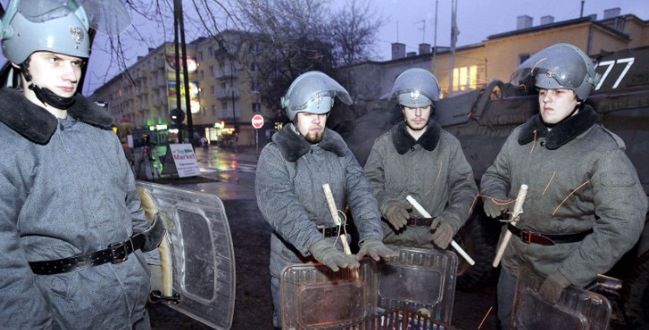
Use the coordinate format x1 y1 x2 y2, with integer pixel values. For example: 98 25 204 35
255 125 384 277
481 106 647 287
0 89 150 329
364 121 478 246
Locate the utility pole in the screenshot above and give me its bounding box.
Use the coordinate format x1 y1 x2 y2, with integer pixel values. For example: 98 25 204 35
448 0 459 96
173 0 194 143
173 0 183 142
580 0 585 18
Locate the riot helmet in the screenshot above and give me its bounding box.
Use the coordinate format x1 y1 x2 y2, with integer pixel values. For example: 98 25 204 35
281 71 352 121
0 0 131 109
527 43 598 101
388 68 440 108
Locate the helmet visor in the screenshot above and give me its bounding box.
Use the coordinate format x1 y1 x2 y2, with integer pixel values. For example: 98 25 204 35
530 47 588 90
17 0 72 23
81 0 131 35
283 72 352 111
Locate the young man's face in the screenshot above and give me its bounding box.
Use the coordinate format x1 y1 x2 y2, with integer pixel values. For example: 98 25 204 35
25 51 84 98
402 105 431 131
295 112 328 143
538 88 579 125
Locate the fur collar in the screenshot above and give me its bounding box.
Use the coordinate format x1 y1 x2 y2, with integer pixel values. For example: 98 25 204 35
391 120 441 154
272 124 348 162
518 104 598 150
0 88 113 144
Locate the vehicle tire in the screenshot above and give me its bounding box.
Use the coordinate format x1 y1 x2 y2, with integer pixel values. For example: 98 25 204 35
622 251 649 329
455 211 501 291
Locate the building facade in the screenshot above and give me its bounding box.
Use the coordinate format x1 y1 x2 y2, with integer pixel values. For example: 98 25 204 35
339 8 649 102
91 30 267 147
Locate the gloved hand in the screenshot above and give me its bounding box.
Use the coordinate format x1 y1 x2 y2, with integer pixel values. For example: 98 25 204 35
483 198 509 219
309 240 359 272
356 240 398 261
538 272 572 304
384 201 411 231
430 218 455 249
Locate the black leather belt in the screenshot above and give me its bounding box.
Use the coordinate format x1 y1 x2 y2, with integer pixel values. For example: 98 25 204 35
319 225 349 238
29 233 146 275
407 217 433 227
507 224 593 246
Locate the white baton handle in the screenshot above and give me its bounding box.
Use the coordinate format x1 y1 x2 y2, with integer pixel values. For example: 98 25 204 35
406 195 475 266
322 184 352 255
492 184 528 268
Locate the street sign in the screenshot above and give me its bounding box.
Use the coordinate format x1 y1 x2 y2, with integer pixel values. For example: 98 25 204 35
251 114 264 129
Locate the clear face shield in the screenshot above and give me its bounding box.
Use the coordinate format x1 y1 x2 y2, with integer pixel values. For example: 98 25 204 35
7 0 130 35
281 71 352 120
528 46 592 92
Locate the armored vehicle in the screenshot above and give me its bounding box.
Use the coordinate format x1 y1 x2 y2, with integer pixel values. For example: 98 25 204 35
338 46 649 329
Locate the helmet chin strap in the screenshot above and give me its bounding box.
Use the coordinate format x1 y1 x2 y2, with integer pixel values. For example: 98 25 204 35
28 83 76 109
20 60 76 110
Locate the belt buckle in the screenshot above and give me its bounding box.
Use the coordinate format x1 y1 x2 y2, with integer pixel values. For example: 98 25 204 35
520 230 533 244
108 241 129 264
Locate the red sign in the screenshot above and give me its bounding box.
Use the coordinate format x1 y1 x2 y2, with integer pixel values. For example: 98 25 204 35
251 114 264 129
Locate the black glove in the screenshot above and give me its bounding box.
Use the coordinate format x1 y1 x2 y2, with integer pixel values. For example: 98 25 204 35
483 198 509 219
384 201 410 230
430 218 455 249
309 240 359 272
538 272 571 305
356 240 398 261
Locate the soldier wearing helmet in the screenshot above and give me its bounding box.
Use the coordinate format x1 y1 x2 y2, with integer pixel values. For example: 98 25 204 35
480 43 647 329
255 71 397 328
0 1 158 329
364 68 477 250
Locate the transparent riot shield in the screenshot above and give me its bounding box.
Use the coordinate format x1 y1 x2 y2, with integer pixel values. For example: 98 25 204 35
281 246 457 329
511 267 611 330
137 181 235 330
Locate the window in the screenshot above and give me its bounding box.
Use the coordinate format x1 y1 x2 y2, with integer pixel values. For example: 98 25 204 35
452 65 479 92
208 46 213 57
250 81 260 92
252 102 261 113
197 51 203 61
250 62 258 72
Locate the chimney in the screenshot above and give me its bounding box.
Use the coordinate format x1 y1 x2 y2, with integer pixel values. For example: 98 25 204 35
418 43 431 55
406 51 417 57
391 42 406 60
517 15 533 29
540 15 554 25
604 7 621 19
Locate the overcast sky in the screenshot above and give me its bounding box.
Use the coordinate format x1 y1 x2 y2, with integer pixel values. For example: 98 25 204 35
1 0 647 95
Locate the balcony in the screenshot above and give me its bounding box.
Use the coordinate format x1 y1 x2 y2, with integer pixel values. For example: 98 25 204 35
215 67 237 80
215 89 240 100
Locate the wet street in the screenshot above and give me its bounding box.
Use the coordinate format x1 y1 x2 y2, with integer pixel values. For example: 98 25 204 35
147 146 499 329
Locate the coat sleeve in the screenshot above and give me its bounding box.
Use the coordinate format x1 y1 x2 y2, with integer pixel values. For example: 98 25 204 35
363 140 398 216
0 160 52 328
557 149 648 286
439 138 479 231
255 145 323 255
343 149 384 243
480 130 516 201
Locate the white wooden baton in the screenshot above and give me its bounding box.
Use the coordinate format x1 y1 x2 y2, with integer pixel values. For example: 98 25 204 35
406 195 475 266
322 184 352 255
492 184 528 268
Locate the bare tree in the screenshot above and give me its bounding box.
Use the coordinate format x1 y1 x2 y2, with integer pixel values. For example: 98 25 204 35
329 0 384 66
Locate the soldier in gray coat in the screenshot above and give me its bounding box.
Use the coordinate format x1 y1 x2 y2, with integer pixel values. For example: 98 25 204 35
255 71 397 328
0 1 162 329
364 68 478 249
481 43 648 329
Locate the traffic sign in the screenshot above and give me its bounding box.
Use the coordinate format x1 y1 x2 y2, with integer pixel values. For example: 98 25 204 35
251 114 264 129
